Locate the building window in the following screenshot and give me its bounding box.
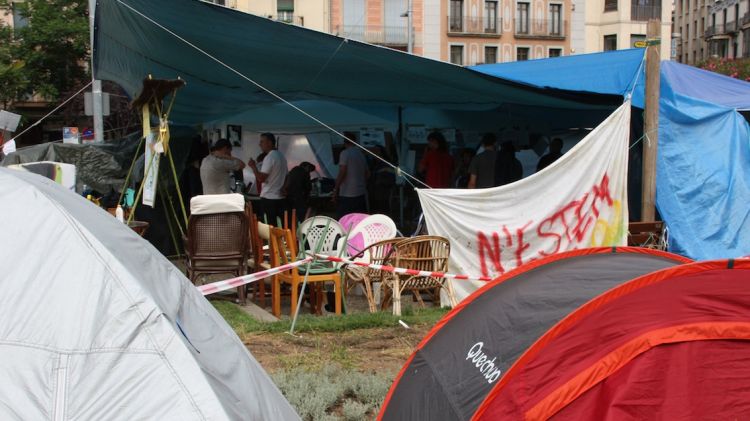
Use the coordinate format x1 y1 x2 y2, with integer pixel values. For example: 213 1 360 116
450 45 464 65
485 46 498 63
631 0 661 21
517 47 529 60
485 1 498 33
743 29 750 57
12 2 29 28
550 4 562 36
548 48 562 57
605 0 617 11
694 20 697 38
686 24 689 40
210 0 226 5
604 34 617 51
517 2 530 34
277 0 294 22
450 0 464 32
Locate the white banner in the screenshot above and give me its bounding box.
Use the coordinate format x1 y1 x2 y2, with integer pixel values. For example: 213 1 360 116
418 102 631 301
143 132 161 207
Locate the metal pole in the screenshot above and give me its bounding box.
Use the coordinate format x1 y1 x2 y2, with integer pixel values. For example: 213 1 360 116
641 19 661 222
407 0 413 54
89 0 103 142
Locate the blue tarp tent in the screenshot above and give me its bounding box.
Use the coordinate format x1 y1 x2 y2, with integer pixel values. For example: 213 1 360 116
473 50 750 260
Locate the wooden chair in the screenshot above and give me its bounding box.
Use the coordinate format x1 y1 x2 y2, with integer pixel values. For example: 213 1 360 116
381 236 457 316
184 210 249 304
628 221 665 250
345 237 404 313
248 212 273 307
269 226 342 318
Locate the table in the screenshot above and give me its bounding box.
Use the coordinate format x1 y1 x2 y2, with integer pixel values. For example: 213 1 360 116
127 220 150 237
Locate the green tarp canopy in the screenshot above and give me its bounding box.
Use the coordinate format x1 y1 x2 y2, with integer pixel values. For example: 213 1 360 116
94 0 616 127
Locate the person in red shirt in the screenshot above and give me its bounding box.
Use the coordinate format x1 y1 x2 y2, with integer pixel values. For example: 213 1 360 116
419 131 454 188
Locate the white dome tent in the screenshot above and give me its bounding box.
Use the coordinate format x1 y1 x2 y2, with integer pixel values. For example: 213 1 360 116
0 168 299 420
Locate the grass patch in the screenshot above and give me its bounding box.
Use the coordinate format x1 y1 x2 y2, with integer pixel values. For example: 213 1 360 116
212 300 449 336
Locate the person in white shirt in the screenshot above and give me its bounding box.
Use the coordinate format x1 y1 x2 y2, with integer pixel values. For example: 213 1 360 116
248 132 288 226
200 138 246 195
333 132 369 218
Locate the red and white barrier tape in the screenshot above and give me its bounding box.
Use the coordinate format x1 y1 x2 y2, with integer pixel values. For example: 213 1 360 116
312 253 493 282
197 256 313 295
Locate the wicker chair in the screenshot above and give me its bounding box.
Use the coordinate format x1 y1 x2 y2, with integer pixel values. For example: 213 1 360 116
345 237 404 313
380 236 457 316
268 226 342 318
185 210 249 304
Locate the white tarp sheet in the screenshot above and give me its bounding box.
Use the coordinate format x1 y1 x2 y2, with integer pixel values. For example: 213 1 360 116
418 102 631 302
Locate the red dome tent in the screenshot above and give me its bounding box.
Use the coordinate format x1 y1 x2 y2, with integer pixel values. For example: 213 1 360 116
379 247 692 421
474 258 750 420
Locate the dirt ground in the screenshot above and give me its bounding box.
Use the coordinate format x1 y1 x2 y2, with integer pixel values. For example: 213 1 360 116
243 324 431 375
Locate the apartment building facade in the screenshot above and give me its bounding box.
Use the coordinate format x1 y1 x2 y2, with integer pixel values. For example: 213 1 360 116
682 0 748 63
584 0 672 57
209 0 330 31
217 0 570 65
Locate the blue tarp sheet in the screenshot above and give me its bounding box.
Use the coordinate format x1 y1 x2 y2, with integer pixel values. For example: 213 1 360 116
473 51 750 259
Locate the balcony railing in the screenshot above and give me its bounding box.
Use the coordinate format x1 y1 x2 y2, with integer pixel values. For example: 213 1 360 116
269 15 304 26
447 16 503 35
336 25 408 45
514 18 566 39
704 24 736 38
630 5 661 21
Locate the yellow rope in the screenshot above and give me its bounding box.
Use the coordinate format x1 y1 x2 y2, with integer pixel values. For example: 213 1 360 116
117 135 146 208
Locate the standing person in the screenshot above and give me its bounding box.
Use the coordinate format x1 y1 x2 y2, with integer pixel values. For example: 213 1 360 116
248 133 288 226
199 138 245 195
453 148 474 188
467 133 498 189
418 131 454 188
333 132 369 218
368 145 396 215
536 137 564 172
495 140 523 186
283 161 315 223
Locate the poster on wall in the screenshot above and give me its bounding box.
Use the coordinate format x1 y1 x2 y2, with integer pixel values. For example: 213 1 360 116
227 124 242 147
359 128 385 147
406 125 426 144
62 127 80 144
143 132 161 207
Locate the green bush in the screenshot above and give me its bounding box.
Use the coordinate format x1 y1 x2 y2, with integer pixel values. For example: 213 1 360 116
272 364 394 420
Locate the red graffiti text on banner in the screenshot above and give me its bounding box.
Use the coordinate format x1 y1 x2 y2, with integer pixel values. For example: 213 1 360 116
476 174 616 278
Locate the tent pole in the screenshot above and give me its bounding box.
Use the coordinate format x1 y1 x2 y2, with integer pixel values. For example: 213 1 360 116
397 106 405 228
641 19 660 222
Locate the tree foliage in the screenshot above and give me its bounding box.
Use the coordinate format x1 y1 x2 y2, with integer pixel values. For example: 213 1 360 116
0 19 27 109
0 0 90 108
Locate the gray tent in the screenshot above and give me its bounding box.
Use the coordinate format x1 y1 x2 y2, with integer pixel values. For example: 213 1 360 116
0 168 299 420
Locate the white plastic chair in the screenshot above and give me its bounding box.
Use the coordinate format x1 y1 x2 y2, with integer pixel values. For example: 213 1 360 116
298 216 348 264
346 214 398 260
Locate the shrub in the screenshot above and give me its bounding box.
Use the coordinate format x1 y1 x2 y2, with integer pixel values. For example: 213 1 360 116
272 364 394 420
697 57 750 81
